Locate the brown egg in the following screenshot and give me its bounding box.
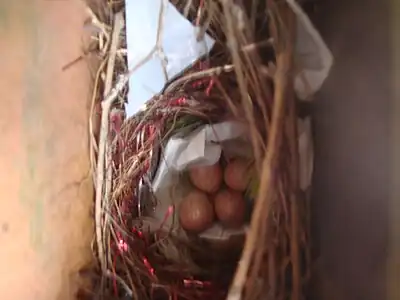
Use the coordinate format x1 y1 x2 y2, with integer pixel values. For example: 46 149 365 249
224 159 251 191
214 189 245 228
179 190 214 233
189 163 223 193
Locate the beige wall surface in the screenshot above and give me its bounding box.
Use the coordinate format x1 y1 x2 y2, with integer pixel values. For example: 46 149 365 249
0 1 93 299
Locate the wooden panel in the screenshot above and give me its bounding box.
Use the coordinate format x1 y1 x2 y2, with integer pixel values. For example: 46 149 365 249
388 0 400 298
310 0 390 299
0 1 93 299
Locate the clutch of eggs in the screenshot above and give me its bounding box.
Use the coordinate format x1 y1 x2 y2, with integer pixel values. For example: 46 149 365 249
180 158 253 233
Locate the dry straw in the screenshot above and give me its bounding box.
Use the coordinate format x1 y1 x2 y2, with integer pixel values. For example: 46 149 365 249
82 0 311 299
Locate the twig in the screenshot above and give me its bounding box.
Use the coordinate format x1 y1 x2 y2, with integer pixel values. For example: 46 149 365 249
82 2 111 39
163 65 234 94
220 0 264 173
89 58 108 186
105 270 134 298
104 15 124 94
157 0 169 82
63 56 85 71
226 2 295 299
95 11 125 272
96 73 128 270
284 12 301 300
95 8 164 271
103 13 124 233
62 42 98 71
241 38 274 53
103 9 124 215
183 0 193 17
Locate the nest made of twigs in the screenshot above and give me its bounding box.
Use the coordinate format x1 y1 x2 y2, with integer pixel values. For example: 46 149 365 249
80 1 311 300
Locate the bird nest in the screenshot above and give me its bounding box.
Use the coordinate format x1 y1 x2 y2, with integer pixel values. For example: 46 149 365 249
81 0 311 299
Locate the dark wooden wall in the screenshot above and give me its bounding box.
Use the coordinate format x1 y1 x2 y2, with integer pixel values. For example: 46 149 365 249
310 0 391 299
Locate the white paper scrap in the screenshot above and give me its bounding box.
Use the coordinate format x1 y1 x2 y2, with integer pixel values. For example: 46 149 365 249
286 0 334 100
125 0 215 117
152 121 247 192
